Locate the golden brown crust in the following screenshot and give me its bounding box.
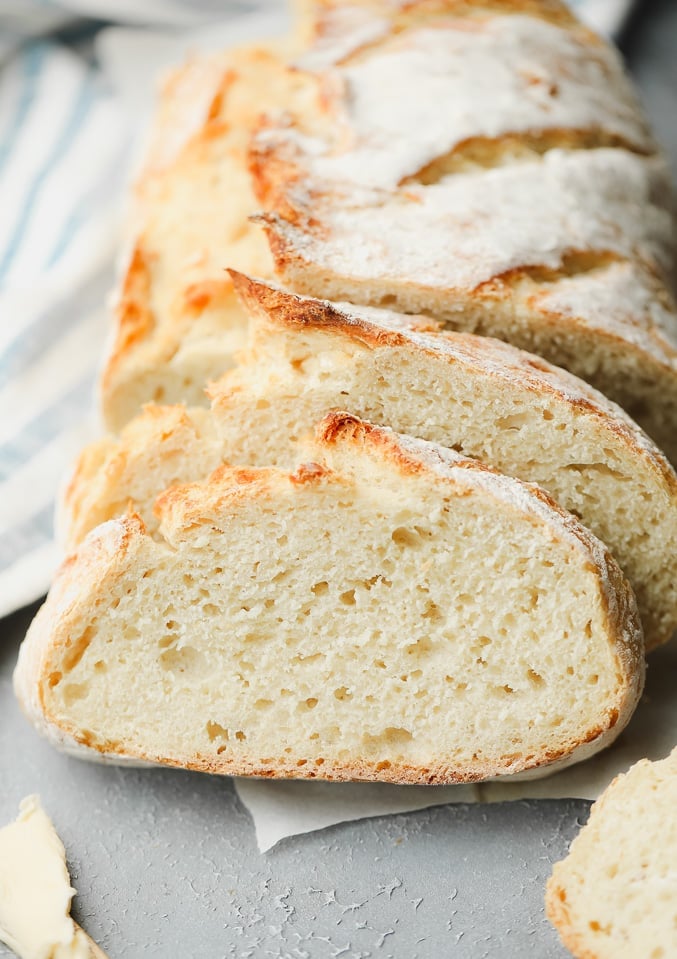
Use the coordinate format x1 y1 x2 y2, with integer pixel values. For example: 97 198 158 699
24 729 623 786
545 884 599 959
102 245 156 396
229 268 444 337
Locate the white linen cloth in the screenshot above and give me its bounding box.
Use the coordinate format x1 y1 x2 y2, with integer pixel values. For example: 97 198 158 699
1 0 654 851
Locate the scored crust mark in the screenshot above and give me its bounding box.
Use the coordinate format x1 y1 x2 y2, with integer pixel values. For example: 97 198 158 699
303 1 583 74
253 150 674 291
404 129 656 184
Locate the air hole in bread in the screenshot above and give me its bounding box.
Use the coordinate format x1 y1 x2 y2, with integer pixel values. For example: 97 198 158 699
422 600 443 622
206 721 229 742
62 627 95 674
405 637 433 657
391 526 422 548
495 412 531 431
527 669 545 687
159 645 203 673
62 683 89 707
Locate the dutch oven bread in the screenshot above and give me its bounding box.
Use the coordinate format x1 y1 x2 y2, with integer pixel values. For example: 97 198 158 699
16 415 643 784
546 747 677 958
63 277 677 650
252 0 677 463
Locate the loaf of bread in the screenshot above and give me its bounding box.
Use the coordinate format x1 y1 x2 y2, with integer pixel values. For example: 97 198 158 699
546 747 677 958
15 414 643 783
101 41 312 431
252 0 677 464
63 276 677 650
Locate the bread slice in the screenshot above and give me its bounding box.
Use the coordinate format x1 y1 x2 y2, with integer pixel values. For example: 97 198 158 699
16 414 643 784
101 40 315 432
546 747 677 958
63 276 677 650
252 0 677 463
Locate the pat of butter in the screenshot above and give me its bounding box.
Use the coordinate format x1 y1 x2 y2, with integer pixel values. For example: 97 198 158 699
0 796 92 959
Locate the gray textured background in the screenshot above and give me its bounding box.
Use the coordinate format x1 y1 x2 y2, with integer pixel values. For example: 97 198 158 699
1 3 676 956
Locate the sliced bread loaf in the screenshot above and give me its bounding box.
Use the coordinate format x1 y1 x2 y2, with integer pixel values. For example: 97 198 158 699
16 415 644 784
252 0 677 462
63 277 677 650
546 747 677 959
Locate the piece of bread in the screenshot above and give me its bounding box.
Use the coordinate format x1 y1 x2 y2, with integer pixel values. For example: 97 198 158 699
16 414 644 784
251 0 677 464
101 40 314 432
63 276 677 650
546 746 677 958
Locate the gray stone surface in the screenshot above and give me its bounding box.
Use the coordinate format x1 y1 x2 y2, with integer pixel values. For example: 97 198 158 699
1 6 675 957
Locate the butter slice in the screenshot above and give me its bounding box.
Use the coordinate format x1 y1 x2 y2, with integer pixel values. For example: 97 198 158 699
0 796 92 959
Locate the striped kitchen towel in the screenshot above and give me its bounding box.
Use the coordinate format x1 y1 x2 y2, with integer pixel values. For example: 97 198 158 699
0 0 639 619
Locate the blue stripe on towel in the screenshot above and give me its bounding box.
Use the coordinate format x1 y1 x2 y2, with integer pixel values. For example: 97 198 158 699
0 501 54 574
0 373 94 480
0 43 47 175
0 63 97 282
45 142 127 269
0 264 108 393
